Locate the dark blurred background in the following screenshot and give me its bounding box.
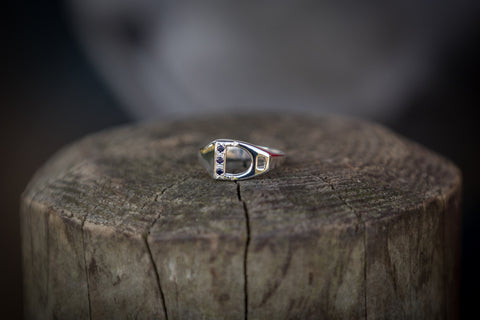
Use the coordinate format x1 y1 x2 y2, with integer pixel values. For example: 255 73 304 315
1 0 479 318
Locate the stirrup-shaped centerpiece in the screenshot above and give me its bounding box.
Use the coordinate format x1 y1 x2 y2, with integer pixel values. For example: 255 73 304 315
199 139 286 180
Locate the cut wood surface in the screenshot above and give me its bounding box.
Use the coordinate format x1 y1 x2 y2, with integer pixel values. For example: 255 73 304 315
20 115 461 319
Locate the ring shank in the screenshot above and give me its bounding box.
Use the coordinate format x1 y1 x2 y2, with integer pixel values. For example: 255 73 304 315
257 145 285 156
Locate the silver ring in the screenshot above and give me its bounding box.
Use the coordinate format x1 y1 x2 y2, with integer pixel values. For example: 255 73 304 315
199 139 286 180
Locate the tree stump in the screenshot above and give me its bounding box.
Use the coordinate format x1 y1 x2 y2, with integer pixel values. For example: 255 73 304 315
20 115 461 319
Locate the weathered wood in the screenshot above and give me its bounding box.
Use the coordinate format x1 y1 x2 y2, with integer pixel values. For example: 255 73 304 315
20 115 461 319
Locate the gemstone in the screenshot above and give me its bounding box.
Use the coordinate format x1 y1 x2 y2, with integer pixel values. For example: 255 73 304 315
217 145 225 153
216 168 224 175
216 157 224 164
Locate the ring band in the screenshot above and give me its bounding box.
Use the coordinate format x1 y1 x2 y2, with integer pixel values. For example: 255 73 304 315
199 139 286 180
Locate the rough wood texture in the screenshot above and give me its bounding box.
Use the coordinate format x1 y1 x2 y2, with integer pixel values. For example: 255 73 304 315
20 115 461 319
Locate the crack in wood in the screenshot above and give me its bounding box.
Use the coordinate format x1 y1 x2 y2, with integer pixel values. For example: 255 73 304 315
143 234 169 320
149 177 188 229
80 179 107 320
319 175 367 319
45 211 50 315
434 187 449 320
141 177 188 320
236 182 250 320
26 172 75 318
154 184 175 202
26 185 47 310
81 211 93 320
364 222 368 320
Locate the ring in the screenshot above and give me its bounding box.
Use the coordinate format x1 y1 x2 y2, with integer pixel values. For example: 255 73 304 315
199 139 286 180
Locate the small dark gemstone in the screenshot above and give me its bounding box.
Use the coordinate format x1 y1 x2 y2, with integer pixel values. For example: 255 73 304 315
217 145 225 153
216 157 224 164
216 168 224 175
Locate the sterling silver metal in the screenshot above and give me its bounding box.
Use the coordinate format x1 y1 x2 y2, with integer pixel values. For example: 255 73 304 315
199 139 286 180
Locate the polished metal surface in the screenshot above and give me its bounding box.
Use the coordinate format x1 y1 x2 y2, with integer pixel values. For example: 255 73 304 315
199 139 285 180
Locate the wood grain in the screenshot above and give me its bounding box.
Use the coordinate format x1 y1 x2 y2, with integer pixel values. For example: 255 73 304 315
20 115 461 319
